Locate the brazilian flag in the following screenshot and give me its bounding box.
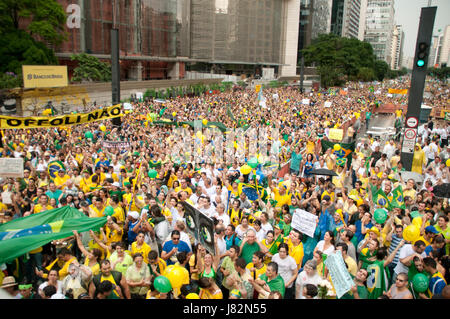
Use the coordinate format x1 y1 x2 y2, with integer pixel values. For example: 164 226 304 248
336 157 347 167
47 160 65 179
240 183 268 203
0 206 106 264
390 186 406 209
149 160 162 168
373 188 389 209
321 140 356 167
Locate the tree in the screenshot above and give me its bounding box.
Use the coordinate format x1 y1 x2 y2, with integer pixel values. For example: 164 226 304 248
0 0 67 46
427 67 450 81
373 60 389 82
70 53 112 83
0 0 66 88
302 34 388 86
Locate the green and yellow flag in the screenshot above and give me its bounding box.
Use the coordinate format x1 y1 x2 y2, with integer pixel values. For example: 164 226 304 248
0 206 106 264
372 188 389 209
390 186 406 209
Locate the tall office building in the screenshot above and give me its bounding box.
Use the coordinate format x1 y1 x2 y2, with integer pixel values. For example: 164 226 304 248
330 0 367 41
429 25 450 68
390 25 404 70
54 0 299 80
363 0 395 66
298 0 333 53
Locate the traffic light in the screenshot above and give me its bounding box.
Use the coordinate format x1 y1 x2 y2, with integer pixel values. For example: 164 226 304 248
416 42 428 67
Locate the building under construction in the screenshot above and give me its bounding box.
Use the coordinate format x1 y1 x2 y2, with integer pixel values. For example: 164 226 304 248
56 0 300 81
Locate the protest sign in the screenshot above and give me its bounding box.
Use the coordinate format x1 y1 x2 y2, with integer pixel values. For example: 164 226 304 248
182 202 215 254
302 99 310 105
324 101 332 108
328 128 344 141
292 209 318 238
324 250 355 298
101 140 131 150
0 158 24 178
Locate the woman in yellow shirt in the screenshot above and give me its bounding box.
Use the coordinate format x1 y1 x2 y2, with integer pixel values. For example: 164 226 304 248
73 230 102 276
198 277 223 299
131 232 152 264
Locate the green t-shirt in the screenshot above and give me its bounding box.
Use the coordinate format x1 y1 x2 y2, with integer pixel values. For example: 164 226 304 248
259 273 285 298
241 242 261 265
340 285 369 299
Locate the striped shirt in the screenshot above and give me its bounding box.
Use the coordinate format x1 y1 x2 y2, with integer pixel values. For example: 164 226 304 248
388 234 403 265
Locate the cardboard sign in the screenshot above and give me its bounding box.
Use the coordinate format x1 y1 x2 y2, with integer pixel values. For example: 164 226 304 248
0 158 24 178
291 209 318 238
328 128 344 141
324 250 354 298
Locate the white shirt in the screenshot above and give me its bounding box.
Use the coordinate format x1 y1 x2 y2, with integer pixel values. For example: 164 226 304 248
315 240 335 255
295 270 321 299
198 205 216 218
272 254 298 288
213 212 231 227
261 222 273 237
394 244 427 275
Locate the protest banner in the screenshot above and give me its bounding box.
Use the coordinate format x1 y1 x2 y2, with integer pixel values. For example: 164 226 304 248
0 158 24 178
182 202 215 254
388 88 408 95
291 209 318 238
102 140 131 150
328 128 344 141
324 250 354 298
0 104 123 129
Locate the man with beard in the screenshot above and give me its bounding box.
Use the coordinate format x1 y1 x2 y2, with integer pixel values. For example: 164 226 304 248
61 262 92 299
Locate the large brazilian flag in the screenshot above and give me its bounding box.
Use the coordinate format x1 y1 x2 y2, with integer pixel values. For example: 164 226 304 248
0 206 106 264
321 140 356 167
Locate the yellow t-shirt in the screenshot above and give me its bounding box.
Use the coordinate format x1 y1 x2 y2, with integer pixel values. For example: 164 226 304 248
33 204 54 214
286 239 304 268
89 205 105 218
246 263 267 280
345 256 358 277
105 226 123 246
272 188 292 207
59 257 78 280
174 186 193 196
84 258 100 276
199 288 223 299
54 174 70 189
131 242 152 264
112 206 125 225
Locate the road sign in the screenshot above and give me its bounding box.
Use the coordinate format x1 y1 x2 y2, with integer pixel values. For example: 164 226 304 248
406 117 418 128
402 128 417 153
404 128 417 140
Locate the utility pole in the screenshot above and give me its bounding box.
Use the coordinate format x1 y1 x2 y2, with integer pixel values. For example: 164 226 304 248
400 6 436 170
111 0 121 128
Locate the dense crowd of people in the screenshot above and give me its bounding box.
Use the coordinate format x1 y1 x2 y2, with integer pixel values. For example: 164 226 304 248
0 77 449 300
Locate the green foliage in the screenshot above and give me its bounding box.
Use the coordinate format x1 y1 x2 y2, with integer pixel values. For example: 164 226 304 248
0 0 66 88
0 72 22 89
373 60 389 82
427 67 450 81
0 0 67 46
302 34 396 86
0 30 58 88
70 53 112 82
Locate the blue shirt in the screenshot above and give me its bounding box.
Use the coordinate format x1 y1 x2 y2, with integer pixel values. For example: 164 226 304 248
127 220 140 244
162 240 191 265
225 234 242 250
355 220 373 244
45 190 63 205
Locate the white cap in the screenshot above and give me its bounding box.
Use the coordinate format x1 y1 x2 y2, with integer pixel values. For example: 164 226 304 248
51 293 66 299
128 211 139 220
112 182 121 188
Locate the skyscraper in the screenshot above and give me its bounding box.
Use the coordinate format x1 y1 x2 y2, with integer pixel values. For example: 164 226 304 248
330 0 367 40
364 0 395 65
391 25 404 70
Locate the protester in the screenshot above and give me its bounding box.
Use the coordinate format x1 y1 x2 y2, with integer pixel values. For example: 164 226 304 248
0 79 448 301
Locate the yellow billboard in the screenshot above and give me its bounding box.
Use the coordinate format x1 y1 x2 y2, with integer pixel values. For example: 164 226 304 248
22 65 68 88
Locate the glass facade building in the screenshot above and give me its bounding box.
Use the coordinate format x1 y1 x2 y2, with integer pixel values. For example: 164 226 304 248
56 0 291 80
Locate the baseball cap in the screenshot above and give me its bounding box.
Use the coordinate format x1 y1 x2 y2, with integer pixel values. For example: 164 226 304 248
112 182 121 188
425 225 439 234
322 195 331 201
128 211 140 220
368 226 380 236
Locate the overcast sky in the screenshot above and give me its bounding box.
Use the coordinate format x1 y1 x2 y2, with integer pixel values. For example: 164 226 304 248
394 0 450 59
